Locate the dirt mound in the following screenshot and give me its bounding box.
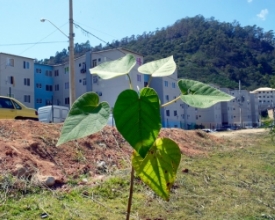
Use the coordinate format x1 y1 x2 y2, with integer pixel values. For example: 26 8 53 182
0 120 224 184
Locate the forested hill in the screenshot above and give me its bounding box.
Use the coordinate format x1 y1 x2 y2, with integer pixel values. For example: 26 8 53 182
41 15 275 90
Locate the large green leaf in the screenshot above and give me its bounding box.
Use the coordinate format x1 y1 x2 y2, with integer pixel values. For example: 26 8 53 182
89 54 136 79
132 137 181 201
178 79 234 108
138 55 176 77
57 92 110 146
113 88 161 158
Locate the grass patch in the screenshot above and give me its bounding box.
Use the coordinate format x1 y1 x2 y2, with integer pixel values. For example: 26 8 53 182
1 132 275 219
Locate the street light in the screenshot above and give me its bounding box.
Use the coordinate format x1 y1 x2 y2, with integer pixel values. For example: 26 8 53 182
40 14 76 107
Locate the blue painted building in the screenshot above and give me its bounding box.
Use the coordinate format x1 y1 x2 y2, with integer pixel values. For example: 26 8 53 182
34 63 54 110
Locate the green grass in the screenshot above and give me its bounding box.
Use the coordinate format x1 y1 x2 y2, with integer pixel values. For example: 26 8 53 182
1 132 275 219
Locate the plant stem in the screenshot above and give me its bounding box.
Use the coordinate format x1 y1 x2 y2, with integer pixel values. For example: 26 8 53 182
161 96 181 108
126 166 134 220
147 75 153 87
127 74 133 89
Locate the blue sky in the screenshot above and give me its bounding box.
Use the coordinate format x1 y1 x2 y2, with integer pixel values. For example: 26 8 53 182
0 0 274 60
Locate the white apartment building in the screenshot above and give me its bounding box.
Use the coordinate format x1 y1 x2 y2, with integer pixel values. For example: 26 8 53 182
90 48 144 109
0 53 35 108
150 70 184 128
52 51 92 106
195 103 222 129
221 88 259 128
251 87 275 110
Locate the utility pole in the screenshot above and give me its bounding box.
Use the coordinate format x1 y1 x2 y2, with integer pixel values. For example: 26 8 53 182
69 0 76 107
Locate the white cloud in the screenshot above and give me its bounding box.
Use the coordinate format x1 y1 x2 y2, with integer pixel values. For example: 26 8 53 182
247 0 253 3
257 9 268 20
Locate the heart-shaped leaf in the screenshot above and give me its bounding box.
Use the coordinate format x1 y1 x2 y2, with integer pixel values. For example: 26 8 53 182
113 88 161 158
89 54 136 79
138 55 176 77
178 79 234 108
57 92 110 146
132 137 181 201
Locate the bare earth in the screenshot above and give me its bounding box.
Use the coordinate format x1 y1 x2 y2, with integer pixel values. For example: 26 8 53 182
0 120 266 186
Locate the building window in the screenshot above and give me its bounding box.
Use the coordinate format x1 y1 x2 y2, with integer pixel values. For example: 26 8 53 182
93 75 98 84
172 82 176 88
65 82 69 89
24 95 31 103
23 61 29 69
24 78 30 86
174 110 177 116
96 91 102 96
164 81 168 87
54 70 59 76
55 84 59 91
9 76 14 85
65 97 70 105
92 59 97 67
64 67 69 74
166 110 170 116
6 58 14 67
136 57 142 66
36 83 42 88
45 99 52 105
36 68 41 73
36 99 42 104
83 78 87 86
49 71 52 77
98 58 101 62
137 74 141 82
166 95 169 101
46 85 53 91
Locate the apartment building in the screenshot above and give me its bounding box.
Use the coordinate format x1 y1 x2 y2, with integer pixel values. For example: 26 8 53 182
52 51 92 107
34 63 53 109
0 53 35 108
251 87 275 110
149 69 184 128
221 88 259 128
90 48 144 109
180 103 197 129
195 103 222 129
0 50 264 129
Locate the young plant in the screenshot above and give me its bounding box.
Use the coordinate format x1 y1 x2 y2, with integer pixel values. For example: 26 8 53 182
57 54 233 219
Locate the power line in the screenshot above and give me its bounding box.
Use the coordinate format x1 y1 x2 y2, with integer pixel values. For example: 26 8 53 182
73 22 110 45
0 41 68 46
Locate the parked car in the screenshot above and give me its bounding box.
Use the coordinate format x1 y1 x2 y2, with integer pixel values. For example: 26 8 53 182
201 128 216 133
0 96 38 120
38 105 69 123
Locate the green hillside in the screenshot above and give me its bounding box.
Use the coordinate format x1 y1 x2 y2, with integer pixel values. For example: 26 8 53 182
41 15 275 90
